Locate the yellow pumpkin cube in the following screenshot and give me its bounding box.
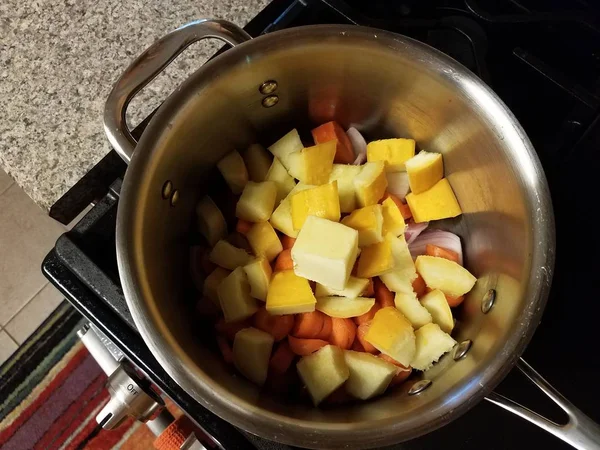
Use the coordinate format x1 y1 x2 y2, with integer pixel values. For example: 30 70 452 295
341 204 384 247
246 221 283 262
243 144 272 182
243 257 272 301
353 162 388 207
290 181 341 230
356 236 394 278
405 150 444 194
266 270 316 315
379 234 417 292
266 157 296 203
218 267 259 322
236 181 277 222
366 138 416 172
267 129 304 170
364 307 416 366
269 183 313 238
287 141 336 185
405 178 462 223
381 197 406 236
329 164 362 213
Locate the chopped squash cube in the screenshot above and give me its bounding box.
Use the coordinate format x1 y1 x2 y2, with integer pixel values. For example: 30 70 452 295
356 237 394 278
354 161 388 207
405 150 443 194
366 138 416 172
415 255 477 297
243 258 272 301
243 144 272 182
209 240 253 270
217 150 248 194
268 129 304 170
410 323 456 371
297 345 349 405
269 183 313 237
292 216 359 290
203 267 230 308
381 197 406 237
195 196 227 247
287 141 336 185
236 181 277 222
290 181 341 230
343 351 397 400
378 234 417 292
394 291 432 329
405 178 462 223
233 327 274 385
218 267 259 322
329 164 361 213
266 270 316 315
246 222 283 262
364 307 416 366
266 157 296 203
341 204 384 247
420 289 454 334
315 277 370 298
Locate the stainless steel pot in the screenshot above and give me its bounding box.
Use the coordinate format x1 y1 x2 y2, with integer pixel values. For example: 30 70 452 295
104 19 600 449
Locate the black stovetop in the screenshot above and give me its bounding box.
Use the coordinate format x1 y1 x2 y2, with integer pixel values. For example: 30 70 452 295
43 1 600 449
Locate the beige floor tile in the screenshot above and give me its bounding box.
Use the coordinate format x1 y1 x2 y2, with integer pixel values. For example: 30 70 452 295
0 330 18 365
0 168 14 195
5 283 64 344
0 184 66 326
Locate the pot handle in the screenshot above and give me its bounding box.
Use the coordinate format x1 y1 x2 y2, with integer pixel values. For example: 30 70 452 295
485 358 600 450
104 19 252 164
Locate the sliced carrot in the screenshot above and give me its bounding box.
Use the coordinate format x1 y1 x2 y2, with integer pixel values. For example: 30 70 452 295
280 235 296 250
317 315 332 340
273 248 294 272
215 318 249 341
311 121 355 164
426 244 460 264
216 335 234 364
363 278 375 297
354 303 382 326
269 341 296 375
329 318 356 350
293 311 326 339
374 278 395 308
288 336 329 356
253 307 294 341
378 354 413 386
446 294 465 307
236 219 253 235
356 322 378 354
412 274 427 298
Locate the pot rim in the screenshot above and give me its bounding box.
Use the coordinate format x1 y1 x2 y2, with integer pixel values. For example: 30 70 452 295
115 24 555 448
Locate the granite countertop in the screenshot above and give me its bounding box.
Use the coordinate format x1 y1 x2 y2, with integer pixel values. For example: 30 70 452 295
0 0 270 210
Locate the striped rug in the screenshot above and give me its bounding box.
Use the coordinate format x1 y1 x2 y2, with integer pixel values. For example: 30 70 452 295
0 301 166 449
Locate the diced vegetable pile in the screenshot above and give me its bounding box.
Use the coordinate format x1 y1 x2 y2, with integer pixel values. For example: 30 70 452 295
192 121 477 406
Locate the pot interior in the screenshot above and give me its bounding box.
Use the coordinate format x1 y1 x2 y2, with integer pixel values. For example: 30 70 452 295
118 26 553 447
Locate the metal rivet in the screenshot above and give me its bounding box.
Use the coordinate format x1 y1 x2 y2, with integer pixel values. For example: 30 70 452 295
261 95 279 108
259 80 278 95
162 181 173 199
408 379 432 395
481 289 496 314
170 190 179 207
453 339 472 361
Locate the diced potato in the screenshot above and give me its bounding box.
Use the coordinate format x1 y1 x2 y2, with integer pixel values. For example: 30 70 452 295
379 234 417 292
329 164 361 213
243 258 272 301
267 129 304 170
356 237 394 278
243 144 272 182
292 216 359 290
315 277 370 298
266 270 316 315
290 181 341 230
287 141 336 185
405 150 443 194
203 267 231 308
343 351 397 400
316 296 375 318
218 267 259 322
366 138 416 172
365 307 416 366
296 345 349 405
379 272 414 295
217 150 248 194
236 181 277 222
269 183 313 237
233 327 274 385
266 157 296 203
415 255 477 297
246 222 283 262
394 291 432 329
341 204 384 247
209 240 253 270
410 323 456 371
420 289 454 334
354 161 388 207
405 178 462 223
381 197 406 237
195 196 228 247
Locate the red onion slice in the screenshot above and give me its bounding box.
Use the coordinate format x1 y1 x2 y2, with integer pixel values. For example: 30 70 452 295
386 172 410 200
408 229 463 265
405 221 429 245
347 127 367 164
